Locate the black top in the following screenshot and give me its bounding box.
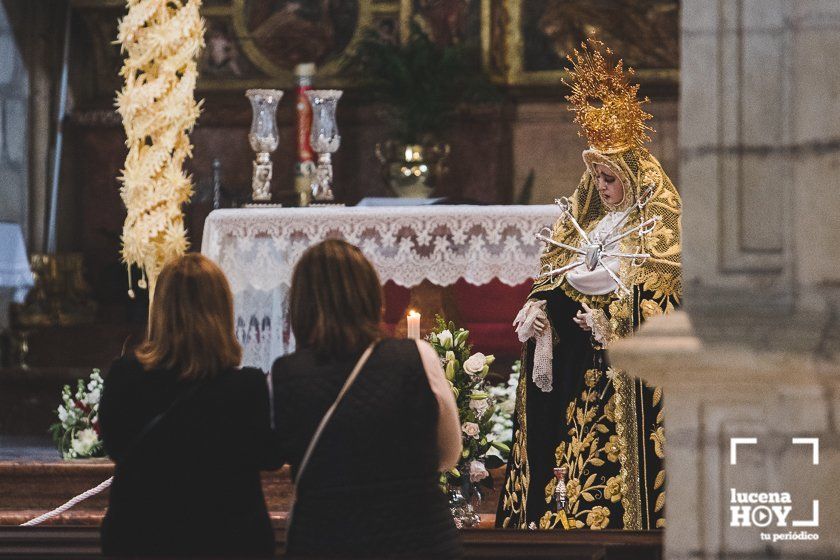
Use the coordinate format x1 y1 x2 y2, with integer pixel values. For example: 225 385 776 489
272 338 460 558
99 355 279 558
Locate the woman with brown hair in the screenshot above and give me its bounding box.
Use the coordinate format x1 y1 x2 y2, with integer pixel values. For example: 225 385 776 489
272 239 462 558
99 253 279 557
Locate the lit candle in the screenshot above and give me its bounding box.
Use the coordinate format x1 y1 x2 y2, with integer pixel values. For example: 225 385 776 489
407 310 421 340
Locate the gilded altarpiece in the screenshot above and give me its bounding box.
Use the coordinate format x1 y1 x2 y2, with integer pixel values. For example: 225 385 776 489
481 0 678 86
72 0 677 94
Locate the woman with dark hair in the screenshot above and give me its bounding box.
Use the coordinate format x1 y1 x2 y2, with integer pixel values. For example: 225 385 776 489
272 239 462 558
99 253 279 557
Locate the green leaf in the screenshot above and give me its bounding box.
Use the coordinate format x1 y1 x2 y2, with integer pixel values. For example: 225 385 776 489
491 441 510 453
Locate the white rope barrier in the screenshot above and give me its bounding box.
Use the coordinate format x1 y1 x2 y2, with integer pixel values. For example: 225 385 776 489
20 477 113 526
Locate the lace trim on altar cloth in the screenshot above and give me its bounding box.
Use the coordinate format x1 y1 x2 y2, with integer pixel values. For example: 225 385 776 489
201 205 561 294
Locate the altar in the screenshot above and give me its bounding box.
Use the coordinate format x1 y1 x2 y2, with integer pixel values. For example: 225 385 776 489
201 205 560 370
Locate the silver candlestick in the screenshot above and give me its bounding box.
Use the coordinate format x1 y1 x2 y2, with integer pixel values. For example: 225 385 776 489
246 89 283 202
305 89 342 202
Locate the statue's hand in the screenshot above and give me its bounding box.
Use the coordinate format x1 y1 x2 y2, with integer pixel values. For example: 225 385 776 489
513 299 549 342
574 303 613 346
573 309 592 332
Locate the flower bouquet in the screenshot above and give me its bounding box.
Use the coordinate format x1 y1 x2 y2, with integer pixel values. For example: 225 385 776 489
488 360 519 455
49 369 105 459
427 317 510 526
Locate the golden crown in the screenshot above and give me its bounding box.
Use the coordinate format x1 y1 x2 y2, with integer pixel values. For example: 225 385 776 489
563 38 653 153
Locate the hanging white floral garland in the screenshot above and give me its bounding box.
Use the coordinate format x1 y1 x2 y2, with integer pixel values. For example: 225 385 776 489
115 0 204 298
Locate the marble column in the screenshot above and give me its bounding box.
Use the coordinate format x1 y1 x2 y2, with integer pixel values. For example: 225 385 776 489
610 1 840 559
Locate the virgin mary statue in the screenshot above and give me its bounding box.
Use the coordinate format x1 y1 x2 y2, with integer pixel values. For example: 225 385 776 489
496 39 681 531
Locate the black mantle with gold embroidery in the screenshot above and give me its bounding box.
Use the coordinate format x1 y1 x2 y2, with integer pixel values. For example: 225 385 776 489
498 41 679 531
495 287 667 531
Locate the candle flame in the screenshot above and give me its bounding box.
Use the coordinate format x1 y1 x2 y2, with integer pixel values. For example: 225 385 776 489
408 310 420 317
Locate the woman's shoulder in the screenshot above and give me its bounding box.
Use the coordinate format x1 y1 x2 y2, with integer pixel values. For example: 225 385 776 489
270 348 312 378
371 338 426 371
376 337 420 357
270 339 419 375
217 366 268 391
105 354 144 384
235 365 266 380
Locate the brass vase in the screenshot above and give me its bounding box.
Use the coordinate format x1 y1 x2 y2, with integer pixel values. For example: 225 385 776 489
374 140 450 198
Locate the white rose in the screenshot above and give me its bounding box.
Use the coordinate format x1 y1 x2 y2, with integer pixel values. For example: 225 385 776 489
469 397 489 418
463 353 486 375
71 428 99 456
462 422 480 439
468 459 489 482
437 330 453 349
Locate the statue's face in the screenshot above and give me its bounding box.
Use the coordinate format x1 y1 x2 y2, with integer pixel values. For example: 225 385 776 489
594 164 625 207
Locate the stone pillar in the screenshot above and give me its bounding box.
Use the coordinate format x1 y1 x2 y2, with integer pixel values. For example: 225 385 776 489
610 1 840 559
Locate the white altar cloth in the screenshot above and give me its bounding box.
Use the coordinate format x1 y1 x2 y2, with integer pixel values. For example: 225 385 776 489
0 223 34 303
201 205 560 370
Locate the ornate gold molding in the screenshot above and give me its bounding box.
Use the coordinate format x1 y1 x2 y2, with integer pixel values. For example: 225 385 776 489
483 0 678 87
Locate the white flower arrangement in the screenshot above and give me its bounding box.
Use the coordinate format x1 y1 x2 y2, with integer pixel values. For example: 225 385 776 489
487 360 520 460
428 317 508 493
49 370 105 459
